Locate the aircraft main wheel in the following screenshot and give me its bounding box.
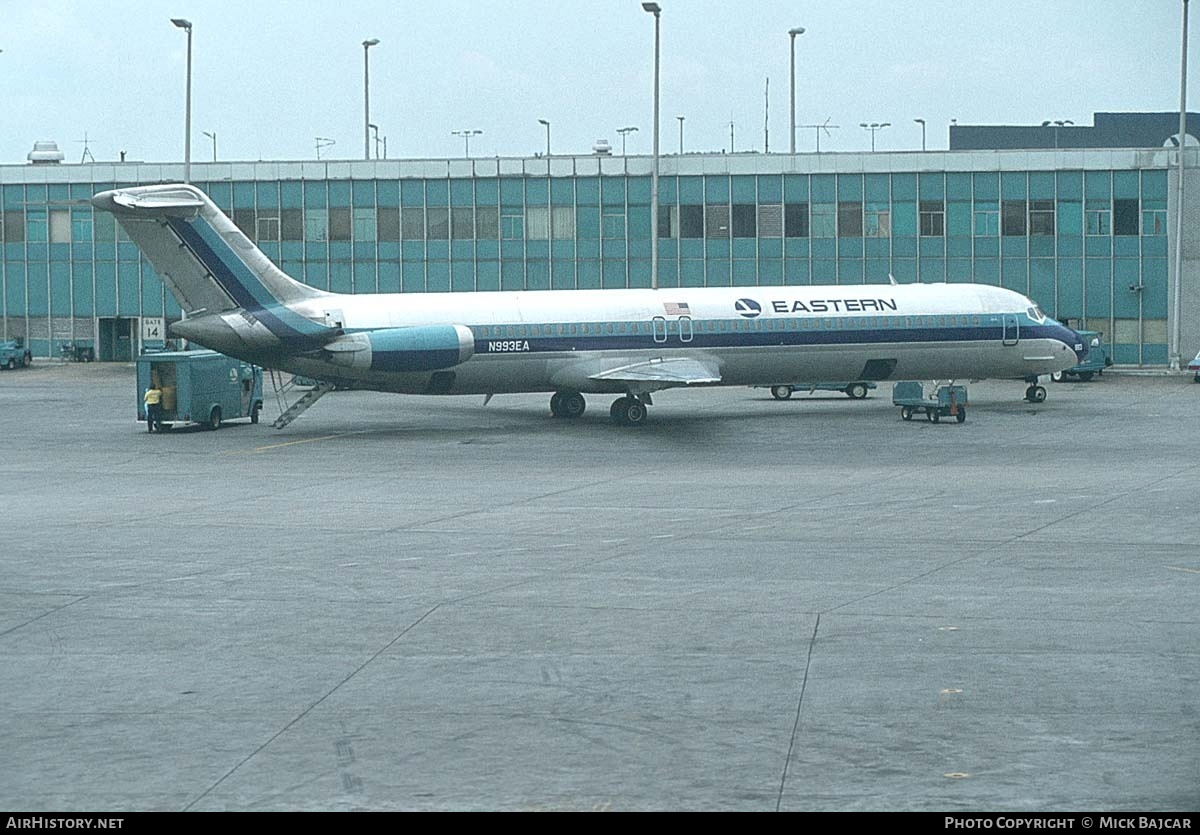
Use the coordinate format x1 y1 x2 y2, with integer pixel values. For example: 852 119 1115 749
956 407 967 423
901 406 913 421
845 383 869 399
1025 385 1047 403
550 392 563 417
1050 371 1064 382
611 397 647 426
559 391 586 418
770 385 793 400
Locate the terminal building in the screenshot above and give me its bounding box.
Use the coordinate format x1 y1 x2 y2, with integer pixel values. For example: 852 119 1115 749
2 111 1199 367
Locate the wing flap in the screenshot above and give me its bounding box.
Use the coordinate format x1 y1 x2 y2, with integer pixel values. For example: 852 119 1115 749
589 356 721 387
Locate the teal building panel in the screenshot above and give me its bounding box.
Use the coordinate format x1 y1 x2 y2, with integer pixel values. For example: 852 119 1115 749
526 260 549 291
476 261 499 292
756 175 782 202
1029 260 1055 309
577 260 601 289
784 258 810 285
680 259 705 287
602 260 626 289
704 176 730 203
1085 260 1112 317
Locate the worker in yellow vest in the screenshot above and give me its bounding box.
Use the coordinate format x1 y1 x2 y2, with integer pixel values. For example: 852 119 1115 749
144 383 163 433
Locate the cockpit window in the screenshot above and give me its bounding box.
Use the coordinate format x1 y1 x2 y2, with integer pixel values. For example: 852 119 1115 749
1027 305 1045 323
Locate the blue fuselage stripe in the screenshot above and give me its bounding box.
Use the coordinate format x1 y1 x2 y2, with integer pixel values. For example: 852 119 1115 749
471 323 1074 355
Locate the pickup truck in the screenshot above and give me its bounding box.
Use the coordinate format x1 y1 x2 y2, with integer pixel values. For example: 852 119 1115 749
0 337 33 370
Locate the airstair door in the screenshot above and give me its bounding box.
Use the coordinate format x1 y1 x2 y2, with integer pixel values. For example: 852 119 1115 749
1001 313 1020 346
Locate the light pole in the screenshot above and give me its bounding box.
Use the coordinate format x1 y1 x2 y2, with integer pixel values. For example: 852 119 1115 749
643 2 661 290
788 26 805 155
859 121 890 151
1041 119 1073 149
617 126 639 155
202 130 216 162
452 129 483 158
677 116 684 154
171 18 192 182
1172 0 1190 370
363 38 379 161
914 118 926 151
537 118 550 157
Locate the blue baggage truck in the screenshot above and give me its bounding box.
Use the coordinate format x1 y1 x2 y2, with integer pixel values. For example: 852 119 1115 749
136 350 263 430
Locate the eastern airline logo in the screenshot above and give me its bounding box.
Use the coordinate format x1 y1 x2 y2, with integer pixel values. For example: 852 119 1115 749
735 298 762 318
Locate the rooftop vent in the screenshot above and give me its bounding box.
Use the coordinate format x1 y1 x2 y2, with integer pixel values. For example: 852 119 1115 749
28 141 65 164
592 138 612 156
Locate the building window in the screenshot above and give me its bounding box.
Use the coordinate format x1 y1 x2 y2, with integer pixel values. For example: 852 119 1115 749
1028 200 1055 236
3 210 25 243
71 209 92 242
1142 200 1166 236
602 210 626 240
256 215 281 241
376 207 400 241
679 205 704 238
402 208 425 239
837 201 862 237
49 209 71 243
811 203 836 237
552 207 575 239
919 201 944 237
1113 198 1140 236
476 206 499 239
784 203 809 238
282 208 305 240
304 209 328 241
427 207 450 240
525 206 549 240
865 203 891 237
974 207 999 236
706 205 730 238
757 204 782 237
1085 200 1110 236
451 207 474 239
232 210 255 238
1001 200 1027 236
328 207 352 241
658 205 677 238
731 204 756 238
353 208 376 241
500 212 523 240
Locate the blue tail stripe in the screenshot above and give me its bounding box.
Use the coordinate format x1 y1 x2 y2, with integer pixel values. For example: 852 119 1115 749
167 217 328 342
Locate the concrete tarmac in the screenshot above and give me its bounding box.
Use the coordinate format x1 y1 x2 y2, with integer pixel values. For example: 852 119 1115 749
0 361 1197 811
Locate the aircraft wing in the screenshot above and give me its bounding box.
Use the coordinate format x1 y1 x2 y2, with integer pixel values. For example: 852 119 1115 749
588 356 722 387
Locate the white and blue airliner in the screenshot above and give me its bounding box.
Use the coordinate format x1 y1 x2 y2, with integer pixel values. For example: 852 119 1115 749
93 184 1086 427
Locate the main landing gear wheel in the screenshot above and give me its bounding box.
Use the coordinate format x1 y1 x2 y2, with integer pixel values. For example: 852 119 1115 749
1025 385 1047 404
845 383 869 399
610 396 648 426
770 385 793 400
550 391 586 418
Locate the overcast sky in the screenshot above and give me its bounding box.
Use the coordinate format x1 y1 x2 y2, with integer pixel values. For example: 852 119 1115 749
0 0 1194 165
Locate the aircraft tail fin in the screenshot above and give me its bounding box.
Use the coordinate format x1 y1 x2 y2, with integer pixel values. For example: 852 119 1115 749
92 183 328 318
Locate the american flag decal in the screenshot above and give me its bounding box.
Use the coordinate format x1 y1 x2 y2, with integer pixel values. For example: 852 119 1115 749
663 302 691 316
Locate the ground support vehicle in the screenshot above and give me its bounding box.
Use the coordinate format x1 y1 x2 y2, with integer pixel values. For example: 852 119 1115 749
892 381 968 424
766 382 877 400
136 350 263 431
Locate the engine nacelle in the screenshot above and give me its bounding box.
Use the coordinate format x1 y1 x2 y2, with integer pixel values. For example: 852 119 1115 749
325 324 475 372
